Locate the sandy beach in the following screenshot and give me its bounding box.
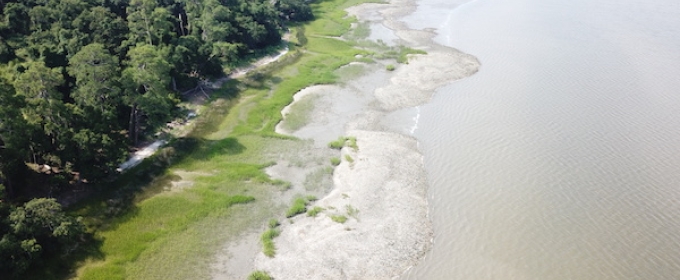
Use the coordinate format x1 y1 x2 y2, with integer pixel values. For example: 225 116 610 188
213 0 479 279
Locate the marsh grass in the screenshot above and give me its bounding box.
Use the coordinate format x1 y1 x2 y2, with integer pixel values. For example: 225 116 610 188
286 197 309 218
335 63 367 82
328 136 357 150
248 270 273 280
279 93 320 132
72 0 381 278
307 206 325 217
261 228 281 257
328 137 347 149
303 166 333 192
344 21 371 41
331 215 348 223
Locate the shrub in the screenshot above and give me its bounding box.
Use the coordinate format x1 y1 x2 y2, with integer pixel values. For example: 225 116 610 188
330 157 341 166
385 64 395 71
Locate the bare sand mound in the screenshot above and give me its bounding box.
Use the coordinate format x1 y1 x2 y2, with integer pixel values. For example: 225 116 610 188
254 130 431 279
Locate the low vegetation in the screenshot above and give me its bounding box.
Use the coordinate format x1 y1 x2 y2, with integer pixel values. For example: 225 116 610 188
286 197 309 218
346 204 360 220
330 157 341 166
261 219 281 257
248 270 273 280
331 215 348 223
307 206 325 217
0 0 405 277
328 136 358 150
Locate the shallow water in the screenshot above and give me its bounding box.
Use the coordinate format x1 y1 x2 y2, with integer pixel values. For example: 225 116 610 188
402 0 680 279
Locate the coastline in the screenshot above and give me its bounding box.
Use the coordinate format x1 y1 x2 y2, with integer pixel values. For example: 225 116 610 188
245 0 480 279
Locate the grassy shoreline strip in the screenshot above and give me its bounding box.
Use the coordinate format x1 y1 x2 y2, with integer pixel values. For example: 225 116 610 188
73 0 379 278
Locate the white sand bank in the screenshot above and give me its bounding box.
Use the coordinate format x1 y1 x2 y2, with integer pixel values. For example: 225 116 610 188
216 0 480 279
254 130 431 279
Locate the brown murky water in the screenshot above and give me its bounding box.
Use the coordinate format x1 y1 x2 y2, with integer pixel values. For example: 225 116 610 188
401 0 680 279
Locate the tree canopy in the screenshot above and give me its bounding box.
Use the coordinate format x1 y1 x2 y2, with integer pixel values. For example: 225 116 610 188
0 0 313 277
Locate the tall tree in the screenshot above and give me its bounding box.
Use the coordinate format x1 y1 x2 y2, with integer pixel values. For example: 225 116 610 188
13 61 71 166
68 43 121 119
126 0 176 46
68 44 127 178
0 78 29 198
122 44 175 144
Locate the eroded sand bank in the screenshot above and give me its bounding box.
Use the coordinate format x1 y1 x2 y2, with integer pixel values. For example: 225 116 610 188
215 0 480 279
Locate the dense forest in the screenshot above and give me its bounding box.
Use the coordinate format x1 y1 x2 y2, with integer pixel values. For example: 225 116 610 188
0 0 312 277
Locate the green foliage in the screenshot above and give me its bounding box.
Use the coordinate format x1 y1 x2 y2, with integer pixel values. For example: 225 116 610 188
307 206 324 217
0 0 313 189
328 136 357 150
330 215 347 223
397 47 427 64
330 157 341 166
277 0 314 22
0 198 86 278
261 228 281 257
24 0 380 277
248 270 273 280
286 197 308 218
386 64 396 71
328 137 347 149
344 154 354 163
346 136 358 151
268 219 280 228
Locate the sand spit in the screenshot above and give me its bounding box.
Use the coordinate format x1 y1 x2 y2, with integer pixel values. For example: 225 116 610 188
228 0 480 279
254 130 430 279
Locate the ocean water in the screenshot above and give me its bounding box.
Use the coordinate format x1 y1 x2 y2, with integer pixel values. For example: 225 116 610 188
402 0 680 279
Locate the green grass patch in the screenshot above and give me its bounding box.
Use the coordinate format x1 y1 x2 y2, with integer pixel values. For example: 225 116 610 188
328 136 358 150
248 270 273 280
328 137 347 149
344 21 371 41
397 47 427 64
307 206 325 217
344 154 354 163
331 215 348 223
279 93 319 132
346 136 358 151
268 219 280 228
286 197 309 218
261 228 281 257
330 157 341 166
386 64 395 71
